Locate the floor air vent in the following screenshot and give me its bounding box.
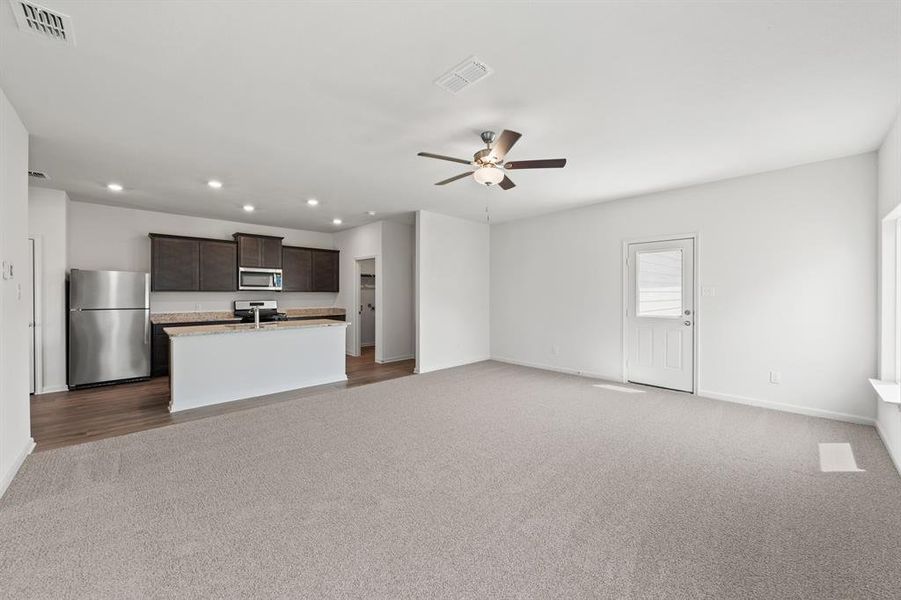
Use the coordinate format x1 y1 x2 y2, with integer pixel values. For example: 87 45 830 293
434 56 493 95
10 0 75 45
28 170 49 179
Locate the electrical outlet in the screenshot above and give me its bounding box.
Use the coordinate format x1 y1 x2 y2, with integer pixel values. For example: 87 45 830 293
194 303 202 311
769 371 781 384
702 286 716 297
551 344 560 356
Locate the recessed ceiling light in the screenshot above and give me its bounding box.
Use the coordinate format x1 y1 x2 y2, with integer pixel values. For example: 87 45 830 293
307 199 319 206
107 183 123 192
243 204 255 212
332 218 342 225
208 180 223 189
367 211 376 216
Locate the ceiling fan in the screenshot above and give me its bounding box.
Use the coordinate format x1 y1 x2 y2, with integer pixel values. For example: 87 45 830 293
417 130 566 190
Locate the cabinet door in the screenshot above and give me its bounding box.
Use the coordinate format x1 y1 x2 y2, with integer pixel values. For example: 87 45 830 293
151 334 169 377
151 237 199 291
282 246 312 292
261 237 283 268
200 240 237 291
311 249 339 292
237 235 262 268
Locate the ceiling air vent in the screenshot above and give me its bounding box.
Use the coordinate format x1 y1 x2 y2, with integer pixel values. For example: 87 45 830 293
434 55 493 95
28 170 49 179
10 0 75 46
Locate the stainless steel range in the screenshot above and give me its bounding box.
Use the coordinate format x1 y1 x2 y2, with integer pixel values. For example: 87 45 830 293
233 300 288 323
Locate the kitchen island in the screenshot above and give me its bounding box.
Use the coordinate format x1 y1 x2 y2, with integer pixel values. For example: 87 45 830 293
165 319 348 412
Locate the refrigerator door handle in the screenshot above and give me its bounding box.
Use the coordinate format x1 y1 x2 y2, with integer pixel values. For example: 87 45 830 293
144 315 150 345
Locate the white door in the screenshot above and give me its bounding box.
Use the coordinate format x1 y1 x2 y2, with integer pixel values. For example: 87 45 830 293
626 238 694 392
28 238 35 394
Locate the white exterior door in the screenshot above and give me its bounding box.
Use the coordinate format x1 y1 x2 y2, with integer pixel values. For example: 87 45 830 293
626 238 694 392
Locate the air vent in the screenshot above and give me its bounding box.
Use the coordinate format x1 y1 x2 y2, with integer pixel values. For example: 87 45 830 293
28 170 49 179
10 0 75 45
434 55 493 95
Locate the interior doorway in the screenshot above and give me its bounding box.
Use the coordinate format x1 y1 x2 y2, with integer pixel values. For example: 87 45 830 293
624 236 695 392
352 256 377 360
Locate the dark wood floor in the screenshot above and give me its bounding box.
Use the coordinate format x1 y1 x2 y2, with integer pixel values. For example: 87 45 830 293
31 347 415 452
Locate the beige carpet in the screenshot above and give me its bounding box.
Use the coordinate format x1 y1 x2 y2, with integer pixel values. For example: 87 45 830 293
2 361 900 599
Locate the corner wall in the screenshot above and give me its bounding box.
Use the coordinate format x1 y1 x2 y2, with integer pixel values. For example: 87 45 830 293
876 111 901 469
491 154 877 423
28 187 69 393
380 221 415 362
0 88 34 497
416 211 489 374
334 220 415 363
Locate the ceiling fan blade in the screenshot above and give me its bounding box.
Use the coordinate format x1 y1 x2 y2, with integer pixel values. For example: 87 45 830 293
490 130 522 161
498 175 516 190
435 171 473 186
418 152 472 165
504 158 567 170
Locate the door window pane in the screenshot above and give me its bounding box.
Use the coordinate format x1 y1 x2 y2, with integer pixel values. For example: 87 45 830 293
637 250 682 317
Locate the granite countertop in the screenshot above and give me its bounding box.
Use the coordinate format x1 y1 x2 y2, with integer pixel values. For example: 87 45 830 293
150 307 345 324
165 319 348 338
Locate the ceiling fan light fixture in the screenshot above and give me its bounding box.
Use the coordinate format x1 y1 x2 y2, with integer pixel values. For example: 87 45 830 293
473 166 504 186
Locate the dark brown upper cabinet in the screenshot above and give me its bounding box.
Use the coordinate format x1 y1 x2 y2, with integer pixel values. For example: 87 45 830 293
150 234 237 292
234 233 283 269
199 239 237 291
150 234 200 291
282 246 312 292
311 249 339 292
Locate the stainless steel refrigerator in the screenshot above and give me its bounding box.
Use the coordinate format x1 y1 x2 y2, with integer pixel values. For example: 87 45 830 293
68 269 150 388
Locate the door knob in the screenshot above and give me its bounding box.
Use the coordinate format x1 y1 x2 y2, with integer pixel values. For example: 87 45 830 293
683 321 692 326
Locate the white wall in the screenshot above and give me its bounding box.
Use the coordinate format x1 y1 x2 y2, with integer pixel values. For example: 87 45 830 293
334 222 382 358
416 211 489 374
876 112 901 469
28 187 69 393
491 154 877 423
0 88 34 497
380 221 415 362
67 201 337 313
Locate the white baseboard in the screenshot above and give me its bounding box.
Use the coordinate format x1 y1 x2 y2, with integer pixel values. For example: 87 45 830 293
377 354 414 364
491 356 620 382
0 437 35 499
491 356 875 427
416 355 491 374
875 421 901 476
697 389 875 426
36 384 67 395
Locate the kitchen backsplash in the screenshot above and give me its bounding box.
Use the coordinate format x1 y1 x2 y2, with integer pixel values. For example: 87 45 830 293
150 291 338 313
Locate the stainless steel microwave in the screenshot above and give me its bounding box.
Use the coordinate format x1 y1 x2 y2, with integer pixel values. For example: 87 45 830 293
238 267 283 291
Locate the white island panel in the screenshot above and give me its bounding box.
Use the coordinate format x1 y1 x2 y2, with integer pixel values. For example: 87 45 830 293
168 321 348 412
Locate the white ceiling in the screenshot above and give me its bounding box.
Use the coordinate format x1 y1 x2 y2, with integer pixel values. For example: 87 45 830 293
1 1 899 232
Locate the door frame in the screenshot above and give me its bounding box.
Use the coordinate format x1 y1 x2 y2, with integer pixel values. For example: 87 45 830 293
351 255 378 358
621 232 700 393
28 236 44 395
